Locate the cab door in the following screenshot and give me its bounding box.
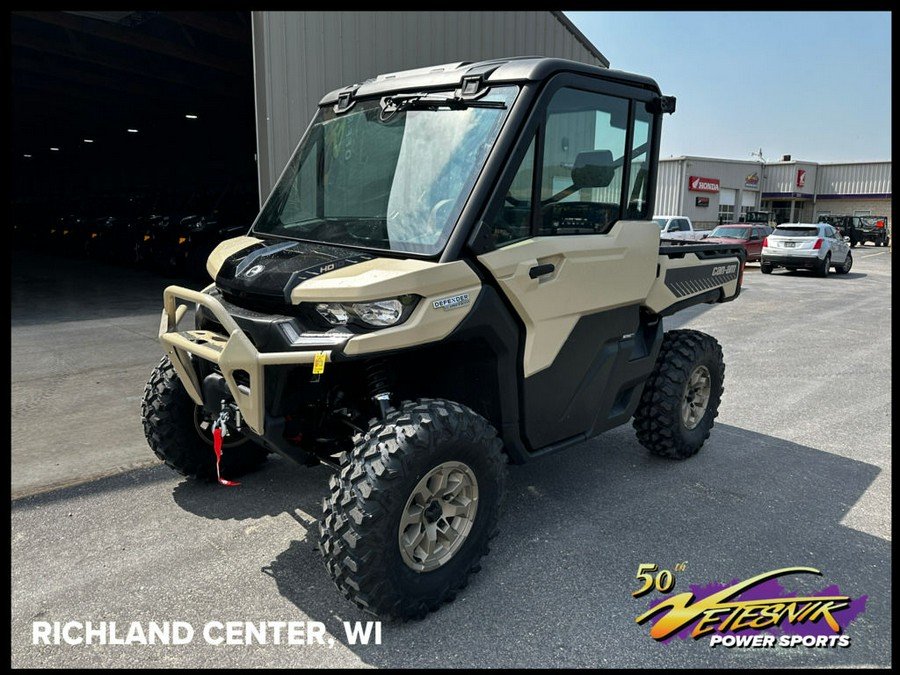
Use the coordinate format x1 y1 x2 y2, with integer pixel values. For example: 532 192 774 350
747 227 764 260
475 81 665 452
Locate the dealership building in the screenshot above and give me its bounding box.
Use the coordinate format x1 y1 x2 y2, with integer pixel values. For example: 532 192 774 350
11 11 892 237
655 156 892 229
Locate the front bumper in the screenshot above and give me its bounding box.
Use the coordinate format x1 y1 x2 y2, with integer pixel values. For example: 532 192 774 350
159 285 334 436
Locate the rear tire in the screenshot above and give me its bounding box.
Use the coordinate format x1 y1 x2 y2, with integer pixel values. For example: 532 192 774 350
319 398 507 621
141 355 268 481
633 330 724 460
760 261 774 274
816 253 831 277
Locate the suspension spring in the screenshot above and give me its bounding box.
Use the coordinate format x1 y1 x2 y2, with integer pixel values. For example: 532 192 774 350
364 359 392 397
364 359 393 419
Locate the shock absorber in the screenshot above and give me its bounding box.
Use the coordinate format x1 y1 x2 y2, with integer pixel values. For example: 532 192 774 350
364 358 393 419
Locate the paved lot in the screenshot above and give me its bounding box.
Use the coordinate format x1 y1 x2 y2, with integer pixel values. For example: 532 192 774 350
11 246 892 668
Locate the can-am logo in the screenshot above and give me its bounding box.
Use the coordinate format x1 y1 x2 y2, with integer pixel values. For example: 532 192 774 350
242 264 265 279
689 176 720 193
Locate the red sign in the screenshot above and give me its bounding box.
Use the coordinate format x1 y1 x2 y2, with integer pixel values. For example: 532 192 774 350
689 176 720 193
695 197 710 207
797 169 806 188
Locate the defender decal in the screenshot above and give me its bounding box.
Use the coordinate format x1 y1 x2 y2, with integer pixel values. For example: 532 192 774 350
433 293 471 310
665 263 739 298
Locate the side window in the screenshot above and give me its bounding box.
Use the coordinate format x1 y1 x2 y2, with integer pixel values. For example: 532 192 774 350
483 85 654 247
489 136 536 246
539 88 628 236
625 104 652 220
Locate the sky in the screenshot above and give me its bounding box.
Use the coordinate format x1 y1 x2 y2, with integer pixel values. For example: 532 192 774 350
563 11 891 164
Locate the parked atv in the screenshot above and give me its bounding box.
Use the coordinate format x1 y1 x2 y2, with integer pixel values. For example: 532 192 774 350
142 56 745 621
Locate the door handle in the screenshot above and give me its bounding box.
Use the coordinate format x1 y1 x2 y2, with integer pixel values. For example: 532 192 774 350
529 263 555 279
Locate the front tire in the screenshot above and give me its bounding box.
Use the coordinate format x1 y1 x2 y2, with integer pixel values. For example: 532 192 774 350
633 330 724 460
319 398 507 621
141 355 268 480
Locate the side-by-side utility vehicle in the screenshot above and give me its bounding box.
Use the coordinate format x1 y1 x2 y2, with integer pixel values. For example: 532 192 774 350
141 57 745 621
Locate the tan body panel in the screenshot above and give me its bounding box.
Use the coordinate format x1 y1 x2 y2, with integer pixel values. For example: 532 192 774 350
300 258 483 356
206 235 266 279
290 257 475 302
478 220 660 377
207 237 484 356
644 253 742 314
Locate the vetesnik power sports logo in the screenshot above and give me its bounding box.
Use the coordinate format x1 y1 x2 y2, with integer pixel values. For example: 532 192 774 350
633 564 867 649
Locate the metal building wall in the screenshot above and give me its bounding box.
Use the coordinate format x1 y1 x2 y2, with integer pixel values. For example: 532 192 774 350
654 158 686 216
814 161 892 223
251 11 608 201
656 157 768 228
763 161 820 197
816 161 892 197
658 156 892 228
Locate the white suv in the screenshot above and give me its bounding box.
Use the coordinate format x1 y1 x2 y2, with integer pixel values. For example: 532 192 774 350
761 223 852 277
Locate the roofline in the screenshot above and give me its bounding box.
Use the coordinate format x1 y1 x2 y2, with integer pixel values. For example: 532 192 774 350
660 155 891 167
318 56 658 106
551 11 610 68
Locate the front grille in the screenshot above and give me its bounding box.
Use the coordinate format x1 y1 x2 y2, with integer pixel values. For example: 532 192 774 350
215 286 295 318
197 288 349 351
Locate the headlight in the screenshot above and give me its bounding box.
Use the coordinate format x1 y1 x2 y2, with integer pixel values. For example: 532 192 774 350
315 303 351 325
351 299 403 326
315 295 418 328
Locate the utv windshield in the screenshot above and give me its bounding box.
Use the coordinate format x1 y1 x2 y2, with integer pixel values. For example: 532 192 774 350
252 86 519 256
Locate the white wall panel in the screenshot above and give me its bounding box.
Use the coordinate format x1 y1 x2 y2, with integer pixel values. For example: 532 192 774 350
816 162 892 196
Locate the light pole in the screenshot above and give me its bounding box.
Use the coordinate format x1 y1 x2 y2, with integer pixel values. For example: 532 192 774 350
750 148 769 222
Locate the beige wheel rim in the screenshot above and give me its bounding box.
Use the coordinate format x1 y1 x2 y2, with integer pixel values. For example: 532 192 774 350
399 461 479 572
682 365 712 430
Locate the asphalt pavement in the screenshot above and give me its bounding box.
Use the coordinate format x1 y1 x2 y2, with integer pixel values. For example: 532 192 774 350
11 245 892 668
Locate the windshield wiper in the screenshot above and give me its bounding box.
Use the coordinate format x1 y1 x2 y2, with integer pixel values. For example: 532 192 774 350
379 93 506 120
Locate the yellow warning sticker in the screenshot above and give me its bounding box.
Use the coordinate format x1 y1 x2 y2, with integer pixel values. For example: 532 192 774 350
313 351 326 375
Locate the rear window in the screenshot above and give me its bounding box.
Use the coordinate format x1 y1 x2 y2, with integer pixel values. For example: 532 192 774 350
773 226 819 237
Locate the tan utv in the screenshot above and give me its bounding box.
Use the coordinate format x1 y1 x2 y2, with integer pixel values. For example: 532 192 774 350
141 56 746 621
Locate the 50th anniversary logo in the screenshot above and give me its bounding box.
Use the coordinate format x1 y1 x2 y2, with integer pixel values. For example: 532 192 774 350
633 563 867 649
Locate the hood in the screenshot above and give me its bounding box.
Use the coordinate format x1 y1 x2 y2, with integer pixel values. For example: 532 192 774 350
704 236 745 244
214 239 376 303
